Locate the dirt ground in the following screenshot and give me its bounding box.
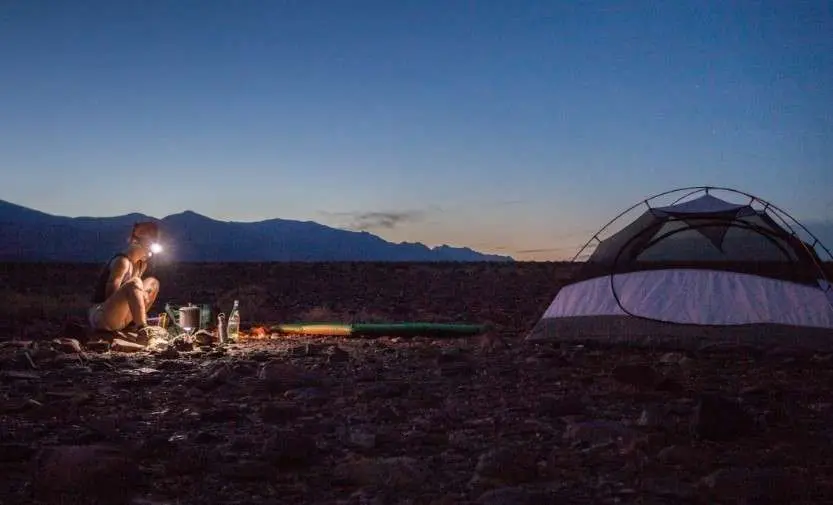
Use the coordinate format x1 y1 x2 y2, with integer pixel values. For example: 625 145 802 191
1 261 833 504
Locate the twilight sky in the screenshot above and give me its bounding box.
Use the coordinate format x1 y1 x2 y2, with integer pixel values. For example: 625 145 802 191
1 0 831 260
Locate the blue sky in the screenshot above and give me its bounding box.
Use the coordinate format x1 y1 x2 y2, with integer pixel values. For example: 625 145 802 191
1 0 831 259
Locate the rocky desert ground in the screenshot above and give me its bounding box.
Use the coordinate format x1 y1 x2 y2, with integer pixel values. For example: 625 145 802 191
1 261 833 504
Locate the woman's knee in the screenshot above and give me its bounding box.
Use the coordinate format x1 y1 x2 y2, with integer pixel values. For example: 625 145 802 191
144 276 160 293
123 277 145 293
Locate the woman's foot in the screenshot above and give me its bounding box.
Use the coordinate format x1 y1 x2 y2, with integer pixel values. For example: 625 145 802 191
134 325 169 346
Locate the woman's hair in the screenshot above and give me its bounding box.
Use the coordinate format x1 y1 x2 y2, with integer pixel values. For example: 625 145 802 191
129 222 160 245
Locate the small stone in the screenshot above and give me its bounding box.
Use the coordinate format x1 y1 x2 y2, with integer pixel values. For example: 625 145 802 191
612 364 661 389
690 394 756 441
535 394 585 417
261 402 301 424
219 460 274 481
472 445 539 486
261 430 319 469
333 456 428 489
258 361 325 392
156 347 180 359
325 345 350 363
193 330 214 346
637 405 665 428
111 339 145 353
349 428 377 450
284 387 328 402
85 341 111 352
659 352 682 363
700 467 800 504
476 486 539 505
656 445 711 471
52 338 83 354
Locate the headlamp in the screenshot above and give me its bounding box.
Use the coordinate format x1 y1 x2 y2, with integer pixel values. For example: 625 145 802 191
150 243 163 254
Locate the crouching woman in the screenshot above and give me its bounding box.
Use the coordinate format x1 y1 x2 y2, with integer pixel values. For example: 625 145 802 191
88 222 165 341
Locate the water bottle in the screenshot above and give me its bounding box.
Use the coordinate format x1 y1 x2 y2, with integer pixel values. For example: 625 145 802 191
227 300 240 342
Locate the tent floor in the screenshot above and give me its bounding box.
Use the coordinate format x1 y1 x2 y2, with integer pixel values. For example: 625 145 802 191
526 315 833 353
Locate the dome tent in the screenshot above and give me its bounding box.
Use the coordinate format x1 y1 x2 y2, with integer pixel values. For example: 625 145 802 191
526 187 833 352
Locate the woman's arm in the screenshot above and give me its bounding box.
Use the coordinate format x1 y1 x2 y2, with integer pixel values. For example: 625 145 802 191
134 259 148 279
106 256 132 298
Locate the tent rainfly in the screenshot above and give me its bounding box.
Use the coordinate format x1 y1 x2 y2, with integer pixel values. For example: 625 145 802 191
526 187 833 351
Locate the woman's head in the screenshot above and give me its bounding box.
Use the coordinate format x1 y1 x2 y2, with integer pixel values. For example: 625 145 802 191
128 222 162 257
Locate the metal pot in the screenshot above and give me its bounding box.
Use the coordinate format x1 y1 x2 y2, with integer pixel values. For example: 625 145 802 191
178 304 201 332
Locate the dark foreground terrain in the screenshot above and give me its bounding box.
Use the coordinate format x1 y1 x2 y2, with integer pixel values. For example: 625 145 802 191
1 262 833 504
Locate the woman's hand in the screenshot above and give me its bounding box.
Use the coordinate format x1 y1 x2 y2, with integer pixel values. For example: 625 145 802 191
135 259 147 278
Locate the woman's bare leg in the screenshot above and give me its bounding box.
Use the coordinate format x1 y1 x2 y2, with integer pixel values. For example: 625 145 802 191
119 276 161 329
143 276 160 310
96 278 149 331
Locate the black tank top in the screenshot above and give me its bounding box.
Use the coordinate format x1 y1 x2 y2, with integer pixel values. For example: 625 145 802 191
91 253 131 303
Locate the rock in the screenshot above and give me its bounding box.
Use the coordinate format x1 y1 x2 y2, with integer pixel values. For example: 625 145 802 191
637 405 665 428
155 347 180 359
349 427 378 450
193 363 232 391
479 333 510 353
324 345 350 363
563 419 638 451
218 460 274 481
690 394 756 441
535 394 586 417
699 467 801 504
658 352 688 364
475 486 540 505
333 456 429 489
612 364 661 389
656 445 711 471
1 370 40 381
260 401 301 424
642 477 696 499
52 338 83 354
129 498 176 505
359 381 410 399
85 340 111 352
654 376 685 393
436 349 468 364
193 330 214 346
111 339 145 353
438 361 476 377
258 361 326 392
171 337 193 352
247 350 273 362
261 429 319 468
287 343 325 357
284 386 329 402
32 444 140 503
166 446 214 475
471 445 540 487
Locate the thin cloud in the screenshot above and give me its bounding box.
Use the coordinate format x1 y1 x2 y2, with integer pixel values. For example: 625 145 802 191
319 209 425 231
352 211 424 230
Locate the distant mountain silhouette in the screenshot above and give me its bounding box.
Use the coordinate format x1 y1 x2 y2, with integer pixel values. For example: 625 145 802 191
0 200 514 262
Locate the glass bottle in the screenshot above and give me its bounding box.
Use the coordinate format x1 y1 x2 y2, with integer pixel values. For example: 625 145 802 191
227 300 240 342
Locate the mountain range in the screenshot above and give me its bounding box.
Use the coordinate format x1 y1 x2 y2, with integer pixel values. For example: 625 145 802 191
0 200 514 262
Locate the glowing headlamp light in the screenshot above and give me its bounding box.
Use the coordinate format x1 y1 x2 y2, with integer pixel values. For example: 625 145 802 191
150 243 163 254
